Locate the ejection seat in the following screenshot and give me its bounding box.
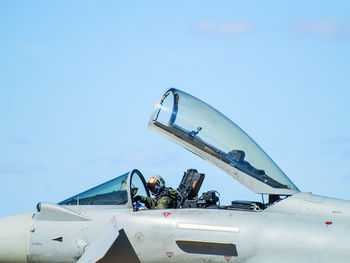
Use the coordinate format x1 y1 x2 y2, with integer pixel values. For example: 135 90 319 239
176 169 205 208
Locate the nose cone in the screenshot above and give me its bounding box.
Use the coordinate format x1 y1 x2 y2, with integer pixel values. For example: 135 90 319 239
0 212 33 263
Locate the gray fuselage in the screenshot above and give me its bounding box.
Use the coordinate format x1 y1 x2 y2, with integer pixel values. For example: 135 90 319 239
1 192 350 263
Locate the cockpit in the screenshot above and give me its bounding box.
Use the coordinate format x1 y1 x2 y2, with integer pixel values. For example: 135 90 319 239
59 168 266 212
60 88 300 211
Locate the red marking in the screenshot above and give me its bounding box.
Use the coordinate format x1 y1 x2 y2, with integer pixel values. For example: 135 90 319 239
325 221 333 225
165 252 174 258
192 181 197 189
224 255 232 261
163 212 171 218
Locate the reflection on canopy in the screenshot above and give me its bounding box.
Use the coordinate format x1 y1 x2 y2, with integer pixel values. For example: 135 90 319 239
59 173 129 205
151 89 299 193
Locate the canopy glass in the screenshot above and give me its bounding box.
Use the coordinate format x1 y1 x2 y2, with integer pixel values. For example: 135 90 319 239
59 173 129 205
149 88 299 195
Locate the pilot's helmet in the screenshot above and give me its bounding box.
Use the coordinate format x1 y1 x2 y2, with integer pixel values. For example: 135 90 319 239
147 175 165 195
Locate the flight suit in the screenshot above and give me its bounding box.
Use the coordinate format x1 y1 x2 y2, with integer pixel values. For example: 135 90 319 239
139 187 176 209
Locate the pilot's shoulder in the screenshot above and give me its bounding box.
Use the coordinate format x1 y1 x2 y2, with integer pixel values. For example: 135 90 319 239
165 187 176 195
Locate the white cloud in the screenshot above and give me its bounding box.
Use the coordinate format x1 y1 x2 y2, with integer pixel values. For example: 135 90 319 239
192 19 254 37
11 138 29 145
112 149 180 166
0 161 47 175
85 149 181 167
293 18 350 39
322 135 350 144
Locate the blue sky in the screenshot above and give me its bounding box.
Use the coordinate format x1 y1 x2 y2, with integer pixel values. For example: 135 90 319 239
1 1 350 217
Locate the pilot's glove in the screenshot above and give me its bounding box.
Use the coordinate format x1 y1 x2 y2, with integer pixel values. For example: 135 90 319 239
134 195 142 202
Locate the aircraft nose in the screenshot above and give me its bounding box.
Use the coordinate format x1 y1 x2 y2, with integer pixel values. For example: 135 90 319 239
0 212 33 263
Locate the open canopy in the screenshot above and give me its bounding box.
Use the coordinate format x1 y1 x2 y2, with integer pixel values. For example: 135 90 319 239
148 88 299 195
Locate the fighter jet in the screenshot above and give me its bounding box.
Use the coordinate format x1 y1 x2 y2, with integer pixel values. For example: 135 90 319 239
1 88 350 263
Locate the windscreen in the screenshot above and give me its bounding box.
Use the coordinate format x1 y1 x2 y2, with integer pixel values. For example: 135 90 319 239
59 173 129 205
151 89 298 193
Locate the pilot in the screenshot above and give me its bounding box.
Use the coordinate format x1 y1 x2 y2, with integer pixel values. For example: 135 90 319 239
134 175 177 209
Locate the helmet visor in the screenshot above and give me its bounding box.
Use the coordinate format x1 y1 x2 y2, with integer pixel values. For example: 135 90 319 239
147 182 158 194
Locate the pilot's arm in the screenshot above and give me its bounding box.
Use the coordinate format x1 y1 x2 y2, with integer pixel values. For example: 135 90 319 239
136 196 156 209
153 196 172 209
